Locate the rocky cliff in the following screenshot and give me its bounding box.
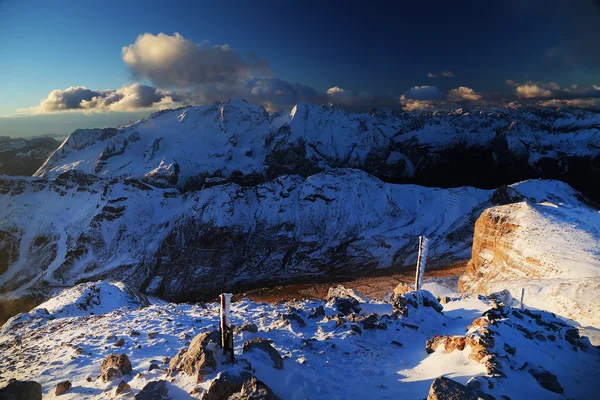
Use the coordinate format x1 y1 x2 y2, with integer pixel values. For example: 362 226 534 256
459 198 600 327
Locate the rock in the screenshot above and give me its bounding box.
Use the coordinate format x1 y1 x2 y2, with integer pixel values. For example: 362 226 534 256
235 321 258 334
242 338 284 369
326 286 362 315
113 338 125 347
115 380 131 395
391 340 403 347
427 376 478 400
55 381 72 396
148 332 158 339
503 343 516 356
100 354 132 382
281 312 306 327
392 282 413 297
391 290 442 316
134 380 169 400
200 371 281 400
0 380 42 400
168 330 218 382
489 290 513 305
528 368 564 394
308 306 325 319
148 363 160 371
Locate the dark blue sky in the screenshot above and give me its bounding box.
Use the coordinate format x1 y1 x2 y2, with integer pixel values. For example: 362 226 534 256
1 0 599 136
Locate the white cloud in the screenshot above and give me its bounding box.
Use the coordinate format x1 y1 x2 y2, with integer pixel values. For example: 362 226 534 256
515 82 553 99
34 84 183 114
447 86 482 101
427 71 454 78
122 32 271 87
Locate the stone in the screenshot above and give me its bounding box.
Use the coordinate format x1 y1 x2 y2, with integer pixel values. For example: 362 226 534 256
308 306 325 319
235 321 258 334
168 330 219 382
148 332 158 339
427 376 478 400
242 338 284 369
391 340 403 347
528 368 564 394
100 354 132 382
55 381 72 396
115 380 131 395
326 286 362 315
0 380 42 400
134 380 169 400
281 312 306 328
148 363 161 371
114 338 125 347
392 282 413 297
200 371 281 400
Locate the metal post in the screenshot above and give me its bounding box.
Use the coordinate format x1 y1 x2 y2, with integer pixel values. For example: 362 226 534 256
520 288 525 310
414 236 428 291
219 293 234 362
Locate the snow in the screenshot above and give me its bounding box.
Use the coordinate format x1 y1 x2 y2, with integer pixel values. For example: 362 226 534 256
1 282 598 399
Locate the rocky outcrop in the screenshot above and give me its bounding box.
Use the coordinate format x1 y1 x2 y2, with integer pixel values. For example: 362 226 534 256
168 330 219 382
99 354 132 382
427 376 477 400
135 380 169 400
459 201 600 327
200 371 281 400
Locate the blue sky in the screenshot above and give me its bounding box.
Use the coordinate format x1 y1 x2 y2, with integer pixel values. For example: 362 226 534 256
1 0 599 137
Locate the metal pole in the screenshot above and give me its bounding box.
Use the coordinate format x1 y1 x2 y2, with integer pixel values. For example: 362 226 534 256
219 293 234 362
520 288 525 310
415 236 423 290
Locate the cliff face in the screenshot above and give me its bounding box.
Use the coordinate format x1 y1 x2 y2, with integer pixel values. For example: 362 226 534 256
459 201 600 327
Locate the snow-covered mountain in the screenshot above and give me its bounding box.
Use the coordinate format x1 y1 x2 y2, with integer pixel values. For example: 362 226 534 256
35 100 600 201
0 136 60 176
460 195 600 328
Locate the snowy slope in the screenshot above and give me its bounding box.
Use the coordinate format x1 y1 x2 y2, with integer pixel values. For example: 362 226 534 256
0 282 598 399
34 100 600 200
0 168 582 312
460 197 600 328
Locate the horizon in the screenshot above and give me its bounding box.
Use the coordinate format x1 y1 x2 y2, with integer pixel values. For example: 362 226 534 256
1 0 600 138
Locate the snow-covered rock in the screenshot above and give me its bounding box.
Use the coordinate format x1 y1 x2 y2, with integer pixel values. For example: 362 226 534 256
459 198 600 328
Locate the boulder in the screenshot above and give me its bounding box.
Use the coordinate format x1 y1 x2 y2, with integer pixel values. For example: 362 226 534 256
391 290 442 316
235 322 258 334
55 380 72 396
242 338 284 369
115 381 131 395
392 282 413 297
427 376 478 400
200 371 281 400
168 330 219 382
134 380 169 400
100 354 132 382
326 286 362 315
308 306 325 319
0 380 42 400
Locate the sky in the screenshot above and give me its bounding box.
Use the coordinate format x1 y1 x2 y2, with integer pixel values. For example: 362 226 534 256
1 0 599 137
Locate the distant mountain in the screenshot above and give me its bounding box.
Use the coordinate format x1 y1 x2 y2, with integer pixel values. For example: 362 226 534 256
0 136 60 176
35 99 600 201
1 100 599 322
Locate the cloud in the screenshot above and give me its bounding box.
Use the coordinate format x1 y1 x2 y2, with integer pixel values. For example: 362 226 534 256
122 32 271 87
538 98 600 109
427 71 454 78
402 86 443 101
326 86 374 105
398 96 438 111
447 86 482 101
35 84 183 114
514 82 553 99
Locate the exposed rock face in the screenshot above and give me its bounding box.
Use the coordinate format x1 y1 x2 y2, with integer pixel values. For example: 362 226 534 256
100 354 132 382
391 290 443 316
427 376 477 400
0 136 59 176
326 286 362 315
134 380 169 400
459 200 600 327
168 330 219 382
